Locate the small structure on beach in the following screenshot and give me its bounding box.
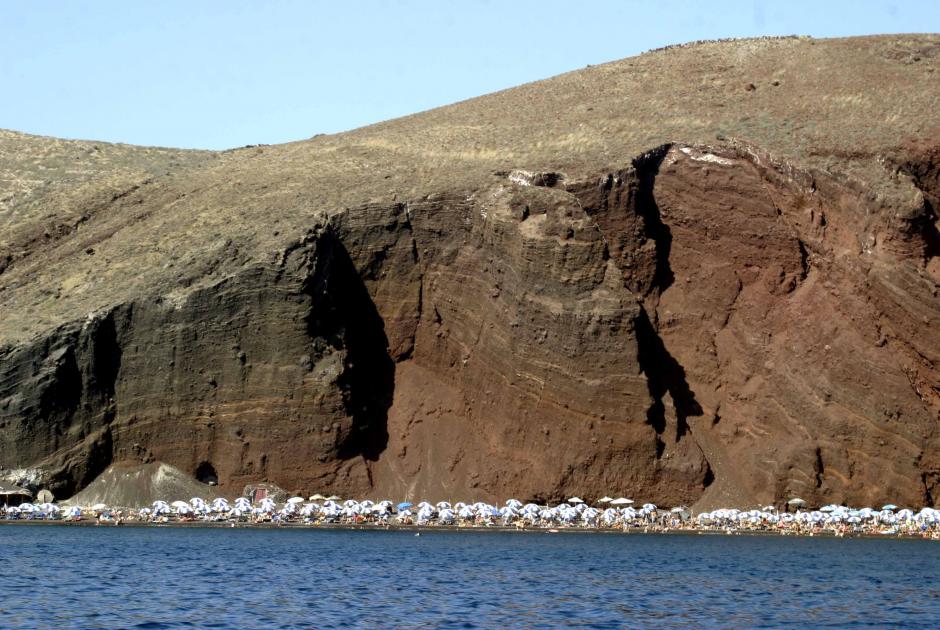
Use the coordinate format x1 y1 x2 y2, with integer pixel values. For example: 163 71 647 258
243 482 287 504
0 482 32 506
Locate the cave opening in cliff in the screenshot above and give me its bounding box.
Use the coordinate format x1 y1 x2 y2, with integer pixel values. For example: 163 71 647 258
305 229 394 462
195 461 219 485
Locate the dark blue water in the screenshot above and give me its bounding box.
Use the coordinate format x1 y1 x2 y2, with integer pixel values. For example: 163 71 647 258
1 526 938 628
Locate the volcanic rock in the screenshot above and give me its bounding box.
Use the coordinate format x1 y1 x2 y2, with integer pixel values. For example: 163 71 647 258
65 462 219 509
1 35 939 509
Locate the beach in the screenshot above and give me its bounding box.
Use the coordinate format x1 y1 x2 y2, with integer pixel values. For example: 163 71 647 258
4 497 939 540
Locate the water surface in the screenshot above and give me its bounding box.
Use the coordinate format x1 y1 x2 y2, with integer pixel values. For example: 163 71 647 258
1 526 937 628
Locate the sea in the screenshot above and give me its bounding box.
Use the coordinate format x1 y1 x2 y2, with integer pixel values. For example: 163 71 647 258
0 525 938 628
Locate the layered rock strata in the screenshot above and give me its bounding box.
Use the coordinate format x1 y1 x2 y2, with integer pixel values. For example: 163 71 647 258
1 35 939 508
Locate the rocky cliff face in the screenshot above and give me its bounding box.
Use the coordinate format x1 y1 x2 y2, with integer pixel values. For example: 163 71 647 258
1 36 938 508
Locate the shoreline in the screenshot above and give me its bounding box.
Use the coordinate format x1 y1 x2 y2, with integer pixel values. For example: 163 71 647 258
1 518 935 541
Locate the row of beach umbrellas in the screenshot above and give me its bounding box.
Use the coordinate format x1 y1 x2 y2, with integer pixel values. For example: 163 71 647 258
4 496 938 533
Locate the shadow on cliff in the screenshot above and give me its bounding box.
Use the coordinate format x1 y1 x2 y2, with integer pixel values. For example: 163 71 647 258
633 145 676 294
305 230 393 462
635 308 703 451
20 311 123 498
631 147 703 453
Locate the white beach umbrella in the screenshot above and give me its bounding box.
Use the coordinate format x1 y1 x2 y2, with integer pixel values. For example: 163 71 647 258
287 497 305 504
568 497 584 504
610 498 634 506
598 496 613 504
581 508 600 524
170 500 190 509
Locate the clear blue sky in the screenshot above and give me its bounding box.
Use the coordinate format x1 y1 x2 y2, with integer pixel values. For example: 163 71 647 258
2 0 937 150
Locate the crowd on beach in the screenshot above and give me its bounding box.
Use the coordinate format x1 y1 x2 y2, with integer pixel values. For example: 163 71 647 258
2 495 940 539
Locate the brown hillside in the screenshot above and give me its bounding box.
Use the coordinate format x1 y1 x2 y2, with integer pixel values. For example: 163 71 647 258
1 35 938 509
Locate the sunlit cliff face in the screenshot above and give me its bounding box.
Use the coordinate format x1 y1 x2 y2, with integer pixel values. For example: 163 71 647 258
1 36 939 508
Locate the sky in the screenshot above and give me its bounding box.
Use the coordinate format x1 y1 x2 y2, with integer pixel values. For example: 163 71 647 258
2 0 938 150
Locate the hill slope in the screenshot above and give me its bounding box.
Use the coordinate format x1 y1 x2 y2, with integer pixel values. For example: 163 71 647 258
1 35 939 508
